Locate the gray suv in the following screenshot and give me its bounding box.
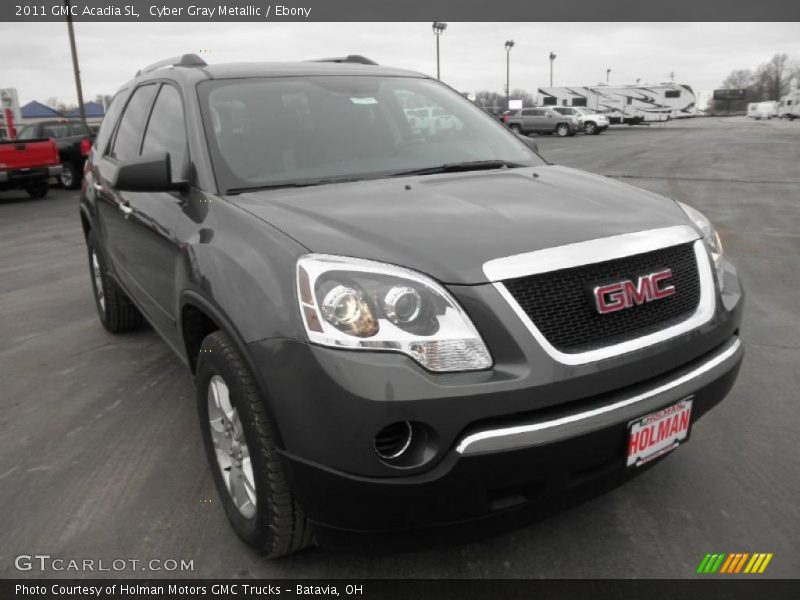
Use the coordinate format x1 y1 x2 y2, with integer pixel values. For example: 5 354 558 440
505 107 578 136
80 54 743 557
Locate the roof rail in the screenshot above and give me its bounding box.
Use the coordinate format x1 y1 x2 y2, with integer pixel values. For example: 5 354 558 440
308 55 378 66
136 54 207 77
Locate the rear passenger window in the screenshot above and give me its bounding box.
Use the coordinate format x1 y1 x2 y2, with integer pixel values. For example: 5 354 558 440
142 85 188 181
111 84 157 160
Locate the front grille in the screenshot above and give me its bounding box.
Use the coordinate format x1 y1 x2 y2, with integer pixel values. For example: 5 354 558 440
503 242 701 353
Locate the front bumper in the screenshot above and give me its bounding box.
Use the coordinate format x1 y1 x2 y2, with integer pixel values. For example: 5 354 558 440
281 336 742 536
245 256 744 537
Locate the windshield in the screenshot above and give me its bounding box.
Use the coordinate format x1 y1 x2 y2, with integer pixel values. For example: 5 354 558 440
574 107 593 115
198 76 544 192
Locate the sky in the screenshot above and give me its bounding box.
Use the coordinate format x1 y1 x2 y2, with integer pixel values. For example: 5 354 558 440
1 22 798 109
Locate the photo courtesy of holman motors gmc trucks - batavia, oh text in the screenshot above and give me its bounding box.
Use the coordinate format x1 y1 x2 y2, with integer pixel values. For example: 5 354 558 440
79 53 743 557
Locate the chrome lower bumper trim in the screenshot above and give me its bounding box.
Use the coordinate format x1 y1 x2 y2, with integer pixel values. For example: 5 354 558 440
456 336 742 456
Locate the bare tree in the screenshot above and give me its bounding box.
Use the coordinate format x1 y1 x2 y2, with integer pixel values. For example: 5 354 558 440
721 69 753 90
473 90 506 108
510 88 535 107
759 53 792 100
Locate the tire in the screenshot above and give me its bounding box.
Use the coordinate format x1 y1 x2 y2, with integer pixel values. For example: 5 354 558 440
196 331 313 558
86 231 144 333
60 161 81 190
584 122 598 135
555 123 570 137
509 124 522 134
25 179 49 198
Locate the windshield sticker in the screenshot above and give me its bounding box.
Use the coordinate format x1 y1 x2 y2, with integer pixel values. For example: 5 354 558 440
350 97 378 105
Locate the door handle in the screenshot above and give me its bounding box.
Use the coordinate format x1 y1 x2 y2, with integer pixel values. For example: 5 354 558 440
119 203 134 219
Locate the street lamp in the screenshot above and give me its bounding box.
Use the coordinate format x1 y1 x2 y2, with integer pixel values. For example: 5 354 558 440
606 68 611 84
432 22 447 80
549 51 557 87
505 40 515 111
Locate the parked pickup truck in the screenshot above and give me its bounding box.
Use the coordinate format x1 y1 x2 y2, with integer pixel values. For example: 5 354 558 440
0 137 62 198
504 107 579 136
16 119 93 189
81 54 743 557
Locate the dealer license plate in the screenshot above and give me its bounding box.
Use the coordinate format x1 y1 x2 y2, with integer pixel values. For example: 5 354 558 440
627 397 693 467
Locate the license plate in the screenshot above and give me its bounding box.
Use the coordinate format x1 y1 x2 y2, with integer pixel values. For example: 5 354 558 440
627 397 693 467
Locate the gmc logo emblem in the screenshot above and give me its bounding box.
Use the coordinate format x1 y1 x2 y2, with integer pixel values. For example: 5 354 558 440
594 269 675 314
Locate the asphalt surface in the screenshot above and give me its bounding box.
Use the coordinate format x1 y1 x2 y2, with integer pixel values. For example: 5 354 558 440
1 116 798 579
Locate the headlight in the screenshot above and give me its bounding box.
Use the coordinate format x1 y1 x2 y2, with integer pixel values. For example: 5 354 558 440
296 255 493 372
678 202 724 287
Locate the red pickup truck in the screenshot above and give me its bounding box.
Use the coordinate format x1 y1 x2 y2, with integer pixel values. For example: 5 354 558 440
0 137 63 198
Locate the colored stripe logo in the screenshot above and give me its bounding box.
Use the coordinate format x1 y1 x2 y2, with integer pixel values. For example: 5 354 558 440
696 553 773 574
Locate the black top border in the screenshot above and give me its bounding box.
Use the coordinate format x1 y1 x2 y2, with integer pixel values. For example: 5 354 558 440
2 0 800 22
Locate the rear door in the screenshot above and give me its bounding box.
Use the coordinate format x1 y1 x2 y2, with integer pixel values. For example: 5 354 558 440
95 83 190 343
116 83 190 342
528 109 547 132
519 109 537 130
94 83 158 283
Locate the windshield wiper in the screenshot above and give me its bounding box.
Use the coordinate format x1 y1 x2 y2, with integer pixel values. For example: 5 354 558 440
226 178 364 195
390 160 527 177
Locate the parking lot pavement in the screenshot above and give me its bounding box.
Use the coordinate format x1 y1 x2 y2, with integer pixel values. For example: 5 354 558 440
0 116 798 579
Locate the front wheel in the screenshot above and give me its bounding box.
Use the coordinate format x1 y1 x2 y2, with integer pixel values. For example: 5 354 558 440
584 122 598 135
509 124 522 134
555 123 570 137
197 331 313 557
25 179 49 198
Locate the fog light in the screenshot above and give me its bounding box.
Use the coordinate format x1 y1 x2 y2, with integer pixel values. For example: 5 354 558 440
374 421 413 460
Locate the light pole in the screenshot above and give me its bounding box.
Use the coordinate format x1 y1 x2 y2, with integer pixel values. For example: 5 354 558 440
606 68 611 83
432 22 447 80
64 0 87 127
505 40 515 111
549 52 557 87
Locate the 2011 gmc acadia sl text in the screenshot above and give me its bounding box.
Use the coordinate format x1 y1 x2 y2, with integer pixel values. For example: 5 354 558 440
79 54 744 557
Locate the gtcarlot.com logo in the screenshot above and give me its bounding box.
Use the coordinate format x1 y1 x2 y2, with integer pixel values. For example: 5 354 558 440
14 554 194 572
697 552 773 574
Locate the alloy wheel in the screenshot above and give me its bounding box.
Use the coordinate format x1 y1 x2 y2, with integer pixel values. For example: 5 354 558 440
207 375 257 519
91 251 105 313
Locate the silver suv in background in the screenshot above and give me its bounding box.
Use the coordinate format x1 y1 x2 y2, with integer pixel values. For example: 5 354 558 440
504 107 579 137
551 106 610 135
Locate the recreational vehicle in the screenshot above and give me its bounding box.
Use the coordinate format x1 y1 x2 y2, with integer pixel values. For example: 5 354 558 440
747 101 779 120
778 92 799 120
536 83 697 124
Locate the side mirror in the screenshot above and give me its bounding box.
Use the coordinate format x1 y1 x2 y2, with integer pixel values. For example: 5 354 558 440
516 134 539 153
113 152 187 192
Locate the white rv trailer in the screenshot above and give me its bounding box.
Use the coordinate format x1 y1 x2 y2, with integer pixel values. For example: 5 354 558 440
536 83 697 124
748 101 779 119
778 91 799 120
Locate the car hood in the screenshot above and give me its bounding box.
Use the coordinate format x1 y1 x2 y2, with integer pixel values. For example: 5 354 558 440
230 165 694 284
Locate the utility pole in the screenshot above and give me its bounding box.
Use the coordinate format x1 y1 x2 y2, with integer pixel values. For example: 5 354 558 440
606 68 611 83
549 52 557 87
670 71 675 82
64 0 87 127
